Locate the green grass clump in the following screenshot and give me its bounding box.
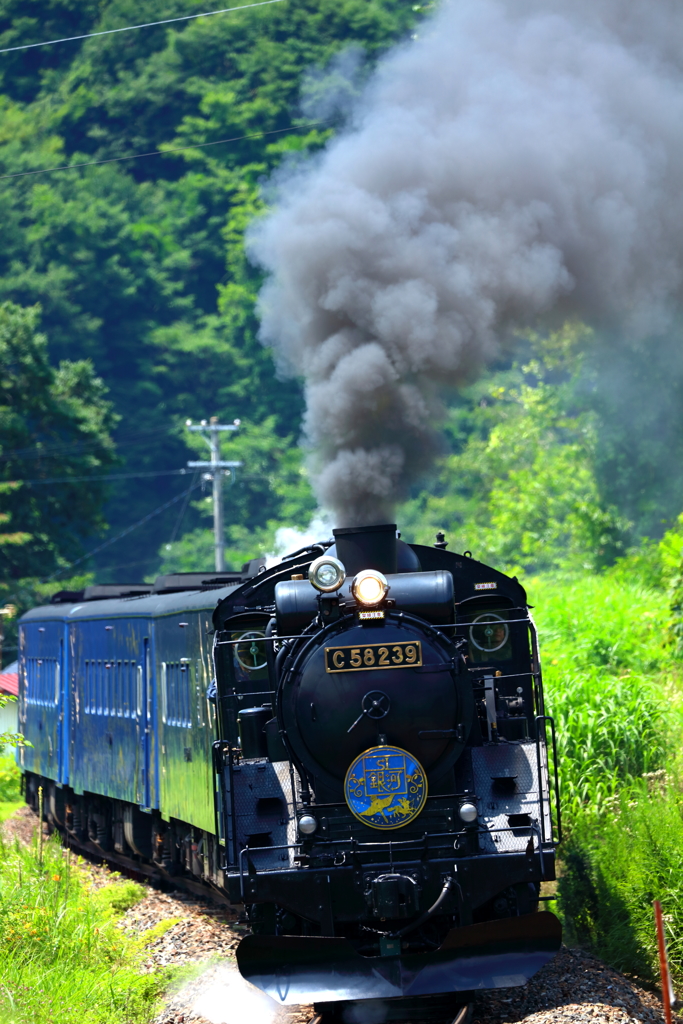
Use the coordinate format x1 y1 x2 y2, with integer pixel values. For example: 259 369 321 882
0 757 21 803
0 756 23 823
548 671 667 817
559 774 683 987
526 569 683 986
528 573 680 817
0 836 164 1024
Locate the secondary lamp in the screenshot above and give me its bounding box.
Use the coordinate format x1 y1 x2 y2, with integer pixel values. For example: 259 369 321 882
459 801 478 823
352 569 389 608
309 555 346 593
298 814 318 835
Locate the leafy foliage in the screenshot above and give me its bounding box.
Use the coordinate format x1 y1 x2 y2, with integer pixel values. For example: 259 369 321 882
0 301 117 579
0 0 420 580
399 326 629 574
0 754 20 802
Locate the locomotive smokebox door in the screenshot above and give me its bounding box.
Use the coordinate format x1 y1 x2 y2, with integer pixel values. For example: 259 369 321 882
280 616 474 798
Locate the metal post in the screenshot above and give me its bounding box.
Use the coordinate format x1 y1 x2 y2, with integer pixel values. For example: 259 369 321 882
655 900 676 1024
209 418 225 571
186 418 242 574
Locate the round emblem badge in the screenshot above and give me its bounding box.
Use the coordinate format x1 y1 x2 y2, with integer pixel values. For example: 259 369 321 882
344 745 428 830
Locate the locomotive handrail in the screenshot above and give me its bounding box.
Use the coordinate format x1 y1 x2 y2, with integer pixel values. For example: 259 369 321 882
452 617 533 625
238 823 550 882
213 615 537 646
215 634 317 645
212 740 234 865
534 715 562 844
469 670 534 681
455 603 531 610
527 612 544 717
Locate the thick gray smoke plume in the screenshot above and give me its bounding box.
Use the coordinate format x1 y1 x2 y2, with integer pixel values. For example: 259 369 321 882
249 0 683 526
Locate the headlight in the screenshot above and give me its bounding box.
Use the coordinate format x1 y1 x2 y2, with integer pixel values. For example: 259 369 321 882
298 814 318 835
308 556 346 593
459 801 478 823
352 569 389 608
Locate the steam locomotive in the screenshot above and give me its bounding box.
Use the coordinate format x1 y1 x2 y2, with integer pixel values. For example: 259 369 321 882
17 523 561 1021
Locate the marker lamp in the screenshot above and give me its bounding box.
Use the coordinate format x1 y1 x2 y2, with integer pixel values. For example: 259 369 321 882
298 814 318 835
459 801 478 823
352 569 389 608
309 556 346 593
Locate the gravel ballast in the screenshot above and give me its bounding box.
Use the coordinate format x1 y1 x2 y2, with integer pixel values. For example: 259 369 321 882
2 806 677 1024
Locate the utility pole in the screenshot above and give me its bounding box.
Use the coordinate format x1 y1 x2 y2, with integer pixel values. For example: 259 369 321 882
186 417 242 572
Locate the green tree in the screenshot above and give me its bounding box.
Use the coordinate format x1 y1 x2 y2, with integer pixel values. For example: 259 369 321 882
0 0 421 579
0 481 29 550
0 301 118 579
399 325 629 575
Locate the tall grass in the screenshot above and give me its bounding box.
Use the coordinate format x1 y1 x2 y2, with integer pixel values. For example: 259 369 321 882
559 775 683 987
527 571 683 986
531 572 671 675
549 671 667 817
528 573 680 816
0 835 164 1024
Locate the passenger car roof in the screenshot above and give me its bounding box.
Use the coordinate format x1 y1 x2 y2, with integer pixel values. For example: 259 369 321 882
19 582 243 623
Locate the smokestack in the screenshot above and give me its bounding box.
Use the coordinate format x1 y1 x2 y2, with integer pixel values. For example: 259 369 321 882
250 0 683 525
333 524 397 575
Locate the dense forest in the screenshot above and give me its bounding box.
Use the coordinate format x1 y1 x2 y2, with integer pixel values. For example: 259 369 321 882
0 0 682 596
0 0 419 586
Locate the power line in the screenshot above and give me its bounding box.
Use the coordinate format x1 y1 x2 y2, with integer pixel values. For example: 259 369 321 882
0 0 286 55
168 470 200 545
15 468 192 486
0 119 330 181
46 480 203 580
0 423 171 462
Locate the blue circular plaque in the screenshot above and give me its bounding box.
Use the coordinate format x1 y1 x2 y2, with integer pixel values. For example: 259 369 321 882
344 745 428 830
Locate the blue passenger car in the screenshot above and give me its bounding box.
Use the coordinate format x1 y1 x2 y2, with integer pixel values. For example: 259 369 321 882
17 570 257 885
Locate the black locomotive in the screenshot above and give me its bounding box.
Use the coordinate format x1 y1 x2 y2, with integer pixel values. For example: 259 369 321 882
17 523 561 1021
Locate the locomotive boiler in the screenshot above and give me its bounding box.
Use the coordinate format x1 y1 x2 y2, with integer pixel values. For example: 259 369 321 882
16 522 561 1022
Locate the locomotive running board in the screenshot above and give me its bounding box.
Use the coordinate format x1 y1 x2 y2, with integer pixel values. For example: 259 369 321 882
236 911 562 1004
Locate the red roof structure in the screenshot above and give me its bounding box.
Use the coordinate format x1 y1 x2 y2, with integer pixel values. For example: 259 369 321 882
0 661 18 697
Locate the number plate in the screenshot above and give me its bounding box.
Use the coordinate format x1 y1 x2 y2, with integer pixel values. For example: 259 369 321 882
325 640 422 673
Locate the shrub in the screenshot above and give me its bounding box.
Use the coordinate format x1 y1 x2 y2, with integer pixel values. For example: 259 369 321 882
0 756 21 803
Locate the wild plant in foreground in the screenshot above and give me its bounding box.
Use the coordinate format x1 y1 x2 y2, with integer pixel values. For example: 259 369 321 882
0 835 163 1024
